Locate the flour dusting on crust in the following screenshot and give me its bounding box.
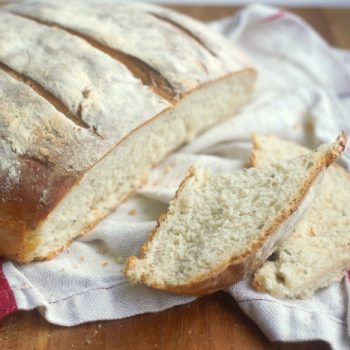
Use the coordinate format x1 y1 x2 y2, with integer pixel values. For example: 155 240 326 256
0 139 20 191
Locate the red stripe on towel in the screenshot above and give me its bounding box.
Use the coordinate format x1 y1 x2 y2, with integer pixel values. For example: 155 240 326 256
261 11 286 23
0 262 17 319
348 271 350 283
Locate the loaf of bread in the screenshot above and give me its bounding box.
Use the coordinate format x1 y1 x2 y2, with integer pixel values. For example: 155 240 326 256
0 1 256 262
252 134 350 298
125 135 345 295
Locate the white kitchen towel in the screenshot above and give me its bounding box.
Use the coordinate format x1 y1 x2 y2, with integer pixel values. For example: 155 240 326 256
1 4 350 349
146 0 350 8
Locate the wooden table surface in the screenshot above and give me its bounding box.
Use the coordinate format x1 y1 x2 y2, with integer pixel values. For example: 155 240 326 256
1 5 350 350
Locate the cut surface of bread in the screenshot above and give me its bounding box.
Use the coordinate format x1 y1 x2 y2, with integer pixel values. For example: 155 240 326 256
0 1 256 262
125 135 346 295
252 134 350 298
30 73 252 261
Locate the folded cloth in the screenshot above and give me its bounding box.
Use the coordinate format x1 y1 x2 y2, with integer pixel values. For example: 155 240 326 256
1 3 349 349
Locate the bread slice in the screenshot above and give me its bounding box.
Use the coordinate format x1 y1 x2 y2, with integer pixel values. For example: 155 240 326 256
252 134 350 298
125 135 346 295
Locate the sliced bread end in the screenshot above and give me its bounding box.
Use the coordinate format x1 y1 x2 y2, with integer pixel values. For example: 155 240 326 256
125 134 346 295
252 132 350 298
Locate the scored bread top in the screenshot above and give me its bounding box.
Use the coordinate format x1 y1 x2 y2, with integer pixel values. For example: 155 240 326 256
7 0 251 95
0 1 255 235
0 11 170 150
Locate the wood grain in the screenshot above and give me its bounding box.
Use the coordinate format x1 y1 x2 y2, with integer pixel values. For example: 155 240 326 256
0 293 330 350
1 5 349 350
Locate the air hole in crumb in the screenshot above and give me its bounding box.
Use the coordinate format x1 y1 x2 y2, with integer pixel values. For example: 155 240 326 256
268 251 279 261
283 249 292 256
276 272 286 284
306 162 314 169
83 89 92 98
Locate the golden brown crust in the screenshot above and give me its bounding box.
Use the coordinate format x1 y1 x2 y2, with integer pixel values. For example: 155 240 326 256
0 159 80 262
125 134 346 296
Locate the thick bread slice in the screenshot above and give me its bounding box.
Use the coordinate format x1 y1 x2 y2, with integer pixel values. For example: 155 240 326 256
125 135 346 295
0 2 256 262
252 134 350 298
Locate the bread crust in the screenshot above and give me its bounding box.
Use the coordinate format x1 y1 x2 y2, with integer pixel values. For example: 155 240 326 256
0 160 80 262
125 134 346 295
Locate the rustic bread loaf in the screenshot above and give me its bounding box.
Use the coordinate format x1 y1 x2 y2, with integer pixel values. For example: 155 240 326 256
0 1 256 262
252 134 350 298
125 136 345 295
